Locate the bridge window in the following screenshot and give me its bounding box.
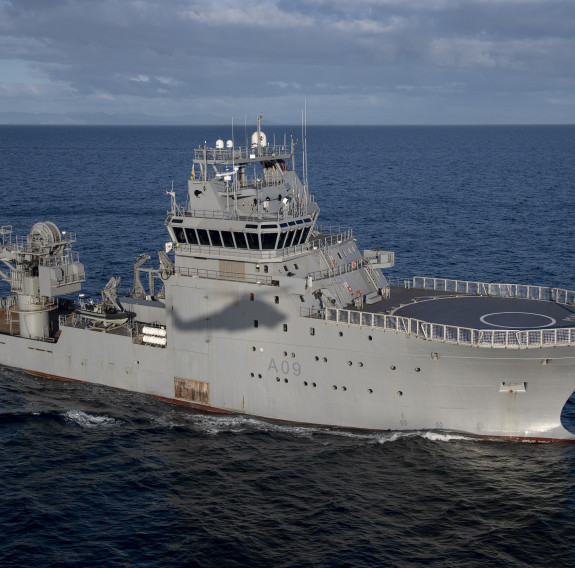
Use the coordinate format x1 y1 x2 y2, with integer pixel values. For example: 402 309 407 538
173 227 186 243
279 231 290 249
209 230 222 247
221 231 234 247
261 233 278 249
246 232 259 250
287 230 298 247
197 229 210 246
292 228 304 246
233 232 248 248
185 228 198 245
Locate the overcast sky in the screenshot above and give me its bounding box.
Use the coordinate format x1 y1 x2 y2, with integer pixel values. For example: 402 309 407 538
1 0 574 124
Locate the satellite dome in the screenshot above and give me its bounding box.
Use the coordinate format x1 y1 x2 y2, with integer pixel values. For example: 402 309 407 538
251 131 267 148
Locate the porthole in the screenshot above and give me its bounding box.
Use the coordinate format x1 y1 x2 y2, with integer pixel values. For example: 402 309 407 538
339 331 343 337
252 346 256 351
304 381 308 386
323 357 328 362
358 362 363 367
397 391 403 396
332 385 338 390
276 377 280 382
312 382 317 387
284 351 288 356
390 365 396 370
284 378 289 383
258 374 262 379
347 361 352 366
368 389 373 394
315 356 319 361
368 335 373 341
291 353 296 358
250 373 254 377
415 367 421 373
342 386 347 391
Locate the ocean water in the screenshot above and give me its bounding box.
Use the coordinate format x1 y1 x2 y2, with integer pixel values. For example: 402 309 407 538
1 124 575 567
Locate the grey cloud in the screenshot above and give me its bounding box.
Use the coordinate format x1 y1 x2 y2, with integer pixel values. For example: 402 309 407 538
0 0 574 123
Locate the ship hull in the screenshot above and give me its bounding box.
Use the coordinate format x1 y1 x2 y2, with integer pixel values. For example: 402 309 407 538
3 276 575 441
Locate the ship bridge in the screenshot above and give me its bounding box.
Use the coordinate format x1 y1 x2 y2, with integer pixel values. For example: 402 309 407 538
166 115 321 260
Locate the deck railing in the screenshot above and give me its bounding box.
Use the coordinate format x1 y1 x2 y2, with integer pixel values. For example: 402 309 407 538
553 288 575 305
410 276 575 306
325 307 575 349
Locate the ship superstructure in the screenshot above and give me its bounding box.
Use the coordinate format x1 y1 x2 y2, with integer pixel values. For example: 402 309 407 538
2 115 575 441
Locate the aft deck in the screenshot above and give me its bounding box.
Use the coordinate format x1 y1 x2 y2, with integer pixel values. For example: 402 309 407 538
328 279 575 349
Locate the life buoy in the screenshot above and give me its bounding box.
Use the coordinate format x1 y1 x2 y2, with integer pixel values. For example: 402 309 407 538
346 286 352 293
351 261 357 269
356 290 362 297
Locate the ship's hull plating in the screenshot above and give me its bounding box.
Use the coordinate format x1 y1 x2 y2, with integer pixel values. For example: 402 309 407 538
2 276 575 441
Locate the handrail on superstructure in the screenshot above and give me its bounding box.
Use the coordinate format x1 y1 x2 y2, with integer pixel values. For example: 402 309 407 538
175 266 278 286
167 197 316 222
194 144 292 165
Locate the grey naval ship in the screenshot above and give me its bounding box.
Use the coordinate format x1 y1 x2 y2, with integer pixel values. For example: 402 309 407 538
2 115 575 442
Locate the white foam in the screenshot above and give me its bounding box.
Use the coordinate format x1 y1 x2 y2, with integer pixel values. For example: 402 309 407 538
63 409 120 429
170 413 476 443
419 431 470 442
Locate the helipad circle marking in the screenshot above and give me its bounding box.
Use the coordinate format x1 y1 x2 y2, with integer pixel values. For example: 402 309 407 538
479 311 556 329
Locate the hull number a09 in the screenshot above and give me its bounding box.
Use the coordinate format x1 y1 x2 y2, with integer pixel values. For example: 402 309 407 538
268 359 301 376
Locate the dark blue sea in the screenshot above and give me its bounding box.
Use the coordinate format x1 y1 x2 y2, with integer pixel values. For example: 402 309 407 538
1 124 575 567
